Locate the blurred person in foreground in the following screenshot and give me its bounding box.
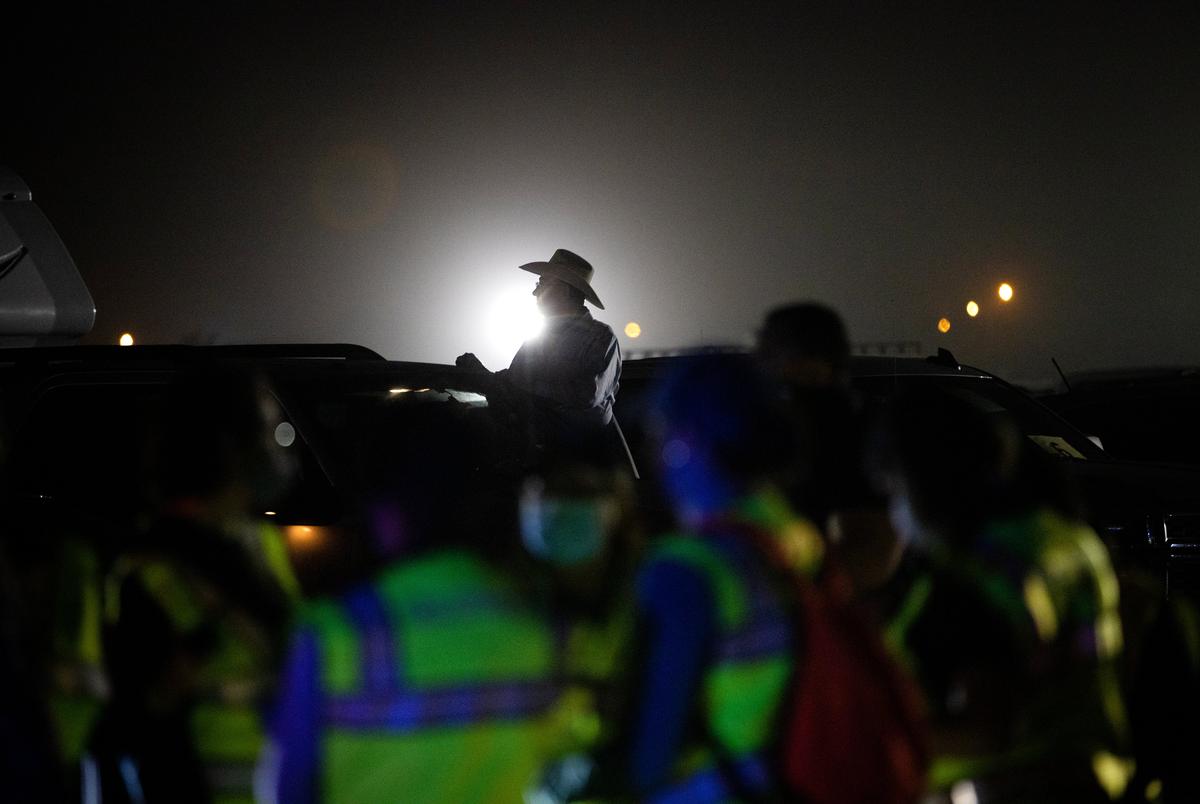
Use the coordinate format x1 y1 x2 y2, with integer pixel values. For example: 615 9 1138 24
264 403 595 803
756 301 902 595
90 367 299 804
871 389 1130 803
456 249 630 470
518 451 644 801
576 355 823 801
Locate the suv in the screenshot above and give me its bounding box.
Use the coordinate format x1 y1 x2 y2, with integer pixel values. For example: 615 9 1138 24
1041 368 1200 465
615 351 1200 596
0 344 500 594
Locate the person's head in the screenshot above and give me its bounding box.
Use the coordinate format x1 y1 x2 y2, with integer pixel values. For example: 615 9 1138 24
519 452 638 611
520 249 604 316
647 354 799 525
532 275 586 316
869 387 1080 550
756 302 851 390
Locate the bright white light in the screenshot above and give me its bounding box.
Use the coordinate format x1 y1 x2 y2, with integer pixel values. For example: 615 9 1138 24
274 422 296 448
950 781 979 804
119 333 134 346
486 290 544 359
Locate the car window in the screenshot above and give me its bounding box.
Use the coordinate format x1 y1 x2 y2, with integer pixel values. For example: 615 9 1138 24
270 378 494 493
853 375 1104 460
11 379 340 533
13 383 162 527
1061 392 1200 463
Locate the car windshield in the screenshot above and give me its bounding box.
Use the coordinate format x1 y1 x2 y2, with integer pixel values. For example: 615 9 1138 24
854 374 1105 461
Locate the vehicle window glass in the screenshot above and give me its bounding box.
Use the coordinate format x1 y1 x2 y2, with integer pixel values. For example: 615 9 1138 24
13 383 163 527
1064 392 1200 463
12 381 338 529
853 375 1103 460
271 380 494 497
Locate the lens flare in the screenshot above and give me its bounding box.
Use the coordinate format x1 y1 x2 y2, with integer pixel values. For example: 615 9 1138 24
487 290 544 358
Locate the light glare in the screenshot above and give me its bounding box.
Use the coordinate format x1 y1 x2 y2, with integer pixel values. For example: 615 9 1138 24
937 318 951 333
286 525 321 548
119 333 134 346
487 290 544 360
966 301 979 317
998 282 1014 302
625 322 642 338
274 422 296 448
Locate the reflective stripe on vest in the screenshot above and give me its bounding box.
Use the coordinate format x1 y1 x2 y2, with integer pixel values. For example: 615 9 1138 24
320 567 563 731
309 554 587 804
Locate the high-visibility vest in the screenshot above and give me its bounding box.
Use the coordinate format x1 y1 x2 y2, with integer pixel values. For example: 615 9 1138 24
305 550 594 804
194 521 297 804
50 540 108 765
640 532 796 803
104 520 297 804
889 509 1131 797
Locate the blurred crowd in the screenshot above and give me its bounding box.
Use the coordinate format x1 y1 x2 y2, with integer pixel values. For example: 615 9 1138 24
3 301 1199 804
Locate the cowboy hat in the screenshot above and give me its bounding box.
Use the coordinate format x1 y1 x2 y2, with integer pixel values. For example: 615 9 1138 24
519 249 605 309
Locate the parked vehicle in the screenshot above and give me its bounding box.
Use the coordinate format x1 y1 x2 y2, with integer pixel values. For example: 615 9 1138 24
1042 368 1200 466
616 351 1200 596
0 344 502 594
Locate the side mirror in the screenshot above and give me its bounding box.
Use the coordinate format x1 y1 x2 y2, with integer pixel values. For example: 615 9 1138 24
0 167 95 345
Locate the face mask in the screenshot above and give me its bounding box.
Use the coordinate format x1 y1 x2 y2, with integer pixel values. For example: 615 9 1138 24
520 480 616 565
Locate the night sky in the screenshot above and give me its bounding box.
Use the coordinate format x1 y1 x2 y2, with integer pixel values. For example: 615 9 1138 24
9 4 1200 383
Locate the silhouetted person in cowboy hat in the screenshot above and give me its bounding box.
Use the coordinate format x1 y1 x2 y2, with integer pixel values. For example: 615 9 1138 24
458 249 624 464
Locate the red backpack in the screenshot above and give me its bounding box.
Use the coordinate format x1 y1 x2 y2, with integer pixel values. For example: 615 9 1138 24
710 520 929 804
773 558 929 804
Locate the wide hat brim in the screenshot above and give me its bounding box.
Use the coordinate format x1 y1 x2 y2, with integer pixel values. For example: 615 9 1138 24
519 262 605 309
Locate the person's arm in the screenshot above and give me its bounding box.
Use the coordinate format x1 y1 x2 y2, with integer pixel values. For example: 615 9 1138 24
626 558 717 794
265 628 322 804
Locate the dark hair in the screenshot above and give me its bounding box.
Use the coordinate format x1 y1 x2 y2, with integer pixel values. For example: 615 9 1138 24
869 388 1082 543
757 302 851 374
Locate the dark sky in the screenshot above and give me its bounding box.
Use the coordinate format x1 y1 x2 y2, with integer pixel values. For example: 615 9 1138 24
9 3 1200 382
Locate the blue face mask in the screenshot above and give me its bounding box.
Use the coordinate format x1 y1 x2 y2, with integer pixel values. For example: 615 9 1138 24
520 480 616 565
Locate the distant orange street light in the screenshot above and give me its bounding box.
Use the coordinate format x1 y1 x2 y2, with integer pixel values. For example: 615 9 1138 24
937 318 951 334
998 283 1014 302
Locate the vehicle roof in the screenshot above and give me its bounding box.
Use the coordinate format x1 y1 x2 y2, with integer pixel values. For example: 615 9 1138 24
0 342 385 366
1065 366 1200 392
620 350 992 380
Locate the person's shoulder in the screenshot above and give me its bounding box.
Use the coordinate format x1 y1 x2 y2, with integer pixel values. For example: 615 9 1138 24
590 315 617 338
580 314 618 349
